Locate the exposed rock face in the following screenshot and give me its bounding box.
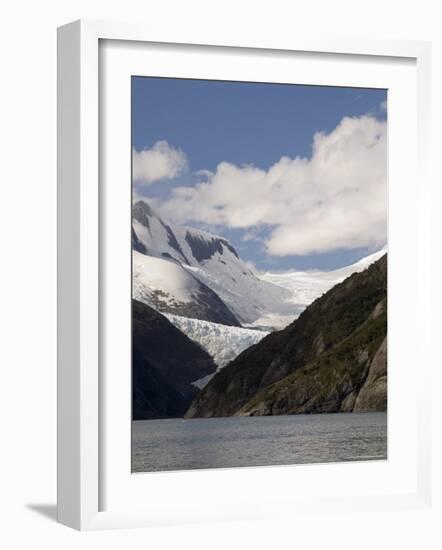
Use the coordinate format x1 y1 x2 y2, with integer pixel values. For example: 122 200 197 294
132 299 216 419
132 200 291 327
353 337 387 412
184 231 240 262
132 226 147 254
236 302 386 416
133 251 242 327
186 255 387 418
138 273 242 327
133 200 190 264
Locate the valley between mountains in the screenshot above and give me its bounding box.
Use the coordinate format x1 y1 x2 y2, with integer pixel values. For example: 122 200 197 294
132 200 387 420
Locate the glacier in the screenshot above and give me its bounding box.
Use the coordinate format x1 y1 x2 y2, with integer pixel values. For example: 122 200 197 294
164 314 269 388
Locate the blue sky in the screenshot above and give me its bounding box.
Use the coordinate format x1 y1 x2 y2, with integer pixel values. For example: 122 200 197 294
132 77 387 271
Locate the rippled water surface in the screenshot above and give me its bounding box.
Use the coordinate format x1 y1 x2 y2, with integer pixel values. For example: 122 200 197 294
132 412 387 473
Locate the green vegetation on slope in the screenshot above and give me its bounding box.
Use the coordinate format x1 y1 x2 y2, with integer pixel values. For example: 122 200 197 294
238 302 386 415
186 255 387 418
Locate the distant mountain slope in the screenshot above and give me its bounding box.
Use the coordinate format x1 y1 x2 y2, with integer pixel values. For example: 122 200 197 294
259 247 387 317
133 251 240 326
186 254 387 418
132 200 291 326
132 299 216 419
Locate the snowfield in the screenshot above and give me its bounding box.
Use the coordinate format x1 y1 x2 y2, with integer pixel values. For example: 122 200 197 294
133 251 241 325
164 314 269 388
133 250 196 306
182 262 292 327
259 248 387 322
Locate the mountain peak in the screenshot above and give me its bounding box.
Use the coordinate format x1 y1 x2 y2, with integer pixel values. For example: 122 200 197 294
132 199 292 325
133 200 156 226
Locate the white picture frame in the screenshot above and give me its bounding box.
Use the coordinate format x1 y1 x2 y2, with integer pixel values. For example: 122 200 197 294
57 19 433 531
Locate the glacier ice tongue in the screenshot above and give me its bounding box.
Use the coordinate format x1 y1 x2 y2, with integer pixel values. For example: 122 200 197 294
164 314 269 388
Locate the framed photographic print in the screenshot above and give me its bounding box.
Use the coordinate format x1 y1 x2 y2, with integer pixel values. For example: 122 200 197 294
57 20 433 530
130 76 388 473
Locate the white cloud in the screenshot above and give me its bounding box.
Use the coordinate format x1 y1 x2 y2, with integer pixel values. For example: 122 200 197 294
242 231 257 242
158 114 387 256
133 141 187 185
195 169 214 180
380 99 388 112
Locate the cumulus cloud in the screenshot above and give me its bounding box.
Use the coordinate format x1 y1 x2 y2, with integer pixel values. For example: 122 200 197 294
133 141 187 185
158 115 387 256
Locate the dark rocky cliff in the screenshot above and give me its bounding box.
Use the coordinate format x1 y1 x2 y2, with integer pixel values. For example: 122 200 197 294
133 299 216 419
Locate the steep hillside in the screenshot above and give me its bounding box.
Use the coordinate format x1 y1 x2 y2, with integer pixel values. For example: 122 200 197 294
186 254 387 418
133 251 240 326
237 301 386 415
132 299 216 419
133 348 191 420
353 336 387 412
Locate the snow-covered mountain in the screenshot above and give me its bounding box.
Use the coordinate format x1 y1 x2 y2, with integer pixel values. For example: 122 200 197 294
132 200 291 325
260 248 387 317
133 251 240 326
133 200 386 331
164 314 269 387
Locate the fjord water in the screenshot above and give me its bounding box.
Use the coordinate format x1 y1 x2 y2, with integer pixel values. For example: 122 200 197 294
132 412 387 473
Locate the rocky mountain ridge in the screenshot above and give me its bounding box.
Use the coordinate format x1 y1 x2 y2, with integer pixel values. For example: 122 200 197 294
132 200 292 328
